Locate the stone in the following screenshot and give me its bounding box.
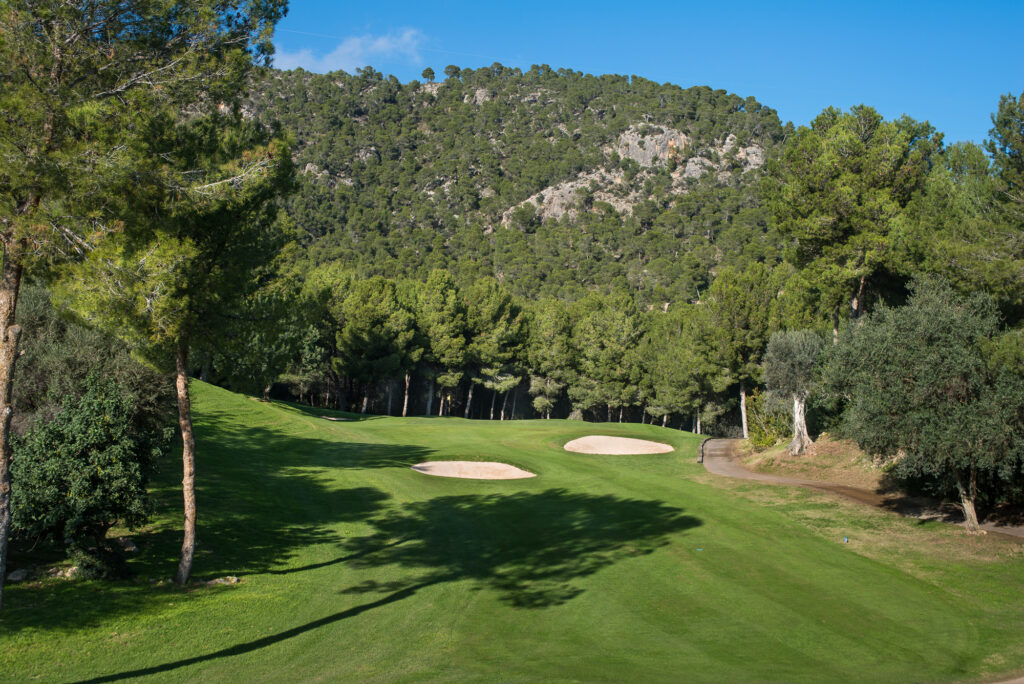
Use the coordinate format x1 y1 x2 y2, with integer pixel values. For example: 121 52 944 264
7 568 28 582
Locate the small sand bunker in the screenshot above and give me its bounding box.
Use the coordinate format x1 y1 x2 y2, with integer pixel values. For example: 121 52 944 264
319 415 352 422
411 461 536 480
563 435 674 455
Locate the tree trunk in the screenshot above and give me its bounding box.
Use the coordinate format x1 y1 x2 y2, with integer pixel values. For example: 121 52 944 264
662 414 668 427
791 393 813 455
618 406 623 423
511 389 517 419
696 409 702 436
500 391 509 420
175 337 197 585
490 390 497 420
739 381 749 440
402 373 411 417
426 378 434 416
438 394 445 417
0 250 22 613
607 405 612 422
955 468 982 533
464 383 474 419
386 384 393 416
361 392 369 414
851 275 866 320
832 304 840 345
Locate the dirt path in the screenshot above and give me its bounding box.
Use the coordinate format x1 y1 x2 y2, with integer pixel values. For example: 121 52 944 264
701 439 1024 540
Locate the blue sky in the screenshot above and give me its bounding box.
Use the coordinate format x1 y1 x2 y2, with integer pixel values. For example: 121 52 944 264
273 1 1023 145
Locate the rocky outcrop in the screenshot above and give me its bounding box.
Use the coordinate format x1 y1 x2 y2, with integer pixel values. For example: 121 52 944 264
609 126 689 167
501 168 640 225
464 88 492 105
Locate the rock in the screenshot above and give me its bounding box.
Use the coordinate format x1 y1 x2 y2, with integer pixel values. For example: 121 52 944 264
7 568 28 582
206 575 241 586
611 125 689 167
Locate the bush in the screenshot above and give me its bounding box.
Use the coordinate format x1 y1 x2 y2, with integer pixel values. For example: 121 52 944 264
12 375 171 578
746 389 790 451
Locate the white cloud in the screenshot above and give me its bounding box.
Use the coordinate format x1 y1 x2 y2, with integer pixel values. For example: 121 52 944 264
274 28 423 73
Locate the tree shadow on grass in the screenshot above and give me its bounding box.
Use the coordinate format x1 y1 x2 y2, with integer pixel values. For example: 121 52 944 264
2 422 432 633
77 488 699 681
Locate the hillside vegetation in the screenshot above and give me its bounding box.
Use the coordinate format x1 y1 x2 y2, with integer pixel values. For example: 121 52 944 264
250 65 788 304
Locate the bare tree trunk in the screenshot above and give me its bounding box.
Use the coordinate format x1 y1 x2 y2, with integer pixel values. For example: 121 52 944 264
175 336 197 585
361 392 369 414
607 405 612 422
791 393 813 455
662 414 668 427
464 383 474 419
490 390 497 420
500 391 509 420
696 409 702 436
832 305 840 345
386 383 392 416
511 389 517 419
739 381 749 440
0 250 22 613
438 394 445 417
426 378 434 416
402 373 410 417
618 406 623 423
955 468 982 533
851 275 866 320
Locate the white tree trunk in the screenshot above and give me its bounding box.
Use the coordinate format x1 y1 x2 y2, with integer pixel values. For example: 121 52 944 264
500 391 509 420
791 393 813 455
739 381 749 440
956 468 982 533
464 383 474 419
402 374 410 417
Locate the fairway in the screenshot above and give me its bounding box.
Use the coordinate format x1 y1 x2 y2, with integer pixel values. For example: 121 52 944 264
2 381 1024 683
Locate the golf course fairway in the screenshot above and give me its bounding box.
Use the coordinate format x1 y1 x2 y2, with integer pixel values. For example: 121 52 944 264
2 381 1023 683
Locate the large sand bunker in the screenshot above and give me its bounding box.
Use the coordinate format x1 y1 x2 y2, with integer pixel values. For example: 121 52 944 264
564 435 674 455
411 461 536 480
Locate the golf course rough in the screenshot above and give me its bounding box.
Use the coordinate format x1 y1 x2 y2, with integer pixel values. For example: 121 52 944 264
563 435 674 454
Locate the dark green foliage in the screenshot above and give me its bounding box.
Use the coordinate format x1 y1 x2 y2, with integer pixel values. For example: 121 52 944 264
987 90 1024 214
12 375 170 577
825 278 1024 516
765 106 942 329
763 329 824 398
13 286 173 434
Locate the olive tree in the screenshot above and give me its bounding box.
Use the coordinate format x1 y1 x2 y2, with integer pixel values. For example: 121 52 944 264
825 278 1024 532
763 329 824 455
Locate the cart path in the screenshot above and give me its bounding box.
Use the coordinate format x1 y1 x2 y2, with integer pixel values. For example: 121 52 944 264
701 439 1024 540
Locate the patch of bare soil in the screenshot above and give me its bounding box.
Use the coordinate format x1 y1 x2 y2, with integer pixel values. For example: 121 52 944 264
563 435 674 455
411 461 536 480
741 435 884 491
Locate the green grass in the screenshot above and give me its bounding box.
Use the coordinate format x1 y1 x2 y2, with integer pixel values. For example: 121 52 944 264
2 381 1024 682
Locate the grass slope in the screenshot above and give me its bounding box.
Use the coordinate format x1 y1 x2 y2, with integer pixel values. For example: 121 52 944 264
2 381 1024 682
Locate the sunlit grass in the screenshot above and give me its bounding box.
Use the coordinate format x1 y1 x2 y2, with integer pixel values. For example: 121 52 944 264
1 381 1023 683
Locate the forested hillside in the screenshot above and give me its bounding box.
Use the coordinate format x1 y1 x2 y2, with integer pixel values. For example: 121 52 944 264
249 64 789 305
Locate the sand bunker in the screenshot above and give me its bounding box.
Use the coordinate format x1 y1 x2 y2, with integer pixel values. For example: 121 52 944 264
563 435 674 455
411 461 536 480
